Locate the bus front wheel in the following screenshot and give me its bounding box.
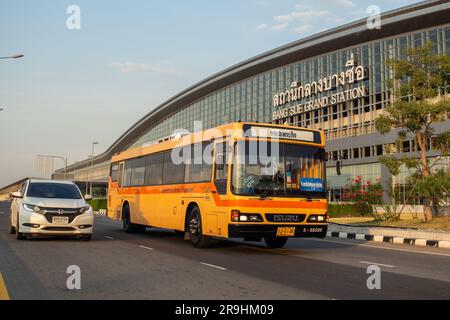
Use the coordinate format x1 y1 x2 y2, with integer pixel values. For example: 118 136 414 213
264 237 288 249
188 206 211 248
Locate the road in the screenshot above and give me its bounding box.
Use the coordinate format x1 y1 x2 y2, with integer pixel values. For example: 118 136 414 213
0 201 449 300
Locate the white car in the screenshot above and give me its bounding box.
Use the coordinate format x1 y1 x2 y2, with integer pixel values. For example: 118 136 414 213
10 178 94 241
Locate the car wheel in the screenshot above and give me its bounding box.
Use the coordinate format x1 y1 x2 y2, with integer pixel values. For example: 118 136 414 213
264 237 288 249
188 206 211 248
16 214 26 240
122 205 145 233
81 235 92 241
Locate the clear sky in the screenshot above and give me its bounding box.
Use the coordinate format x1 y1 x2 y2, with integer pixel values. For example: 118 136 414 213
0 0 419 186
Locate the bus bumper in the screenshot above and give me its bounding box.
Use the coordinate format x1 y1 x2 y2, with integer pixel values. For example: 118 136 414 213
228 224 328 239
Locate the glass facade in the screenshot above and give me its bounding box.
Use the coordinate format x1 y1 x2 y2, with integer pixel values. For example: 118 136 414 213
60 20 450 206
131 24 450 148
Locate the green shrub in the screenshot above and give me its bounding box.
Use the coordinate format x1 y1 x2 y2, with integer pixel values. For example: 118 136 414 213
328 204 362 217
88 199 107 211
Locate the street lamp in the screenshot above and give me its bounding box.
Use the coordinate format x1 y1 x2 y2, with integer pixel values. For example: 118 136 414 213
0 54 24 60
89 142 99 196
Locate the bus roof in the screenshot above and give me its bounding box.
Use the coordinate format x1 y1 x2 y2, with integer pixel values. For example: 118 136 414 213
111 122 325 163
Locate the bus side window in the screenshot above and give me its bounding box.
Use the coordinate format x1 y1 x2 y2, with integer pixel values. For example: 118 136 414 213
214 142 229 195
110 163 119 182
118 162 124 188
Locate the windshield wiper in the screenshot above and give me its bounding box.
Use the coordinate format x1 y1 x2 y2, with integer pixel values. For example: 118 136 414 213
258 175 276 199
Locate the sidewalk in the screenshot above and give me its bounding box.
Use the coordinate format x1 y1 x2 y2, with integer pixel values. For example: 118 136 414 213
328 223 450 249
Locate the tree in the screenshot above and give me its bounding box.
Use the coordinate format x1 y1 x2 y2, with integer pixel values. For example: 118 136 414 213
375 41 450 221
342 176 383 217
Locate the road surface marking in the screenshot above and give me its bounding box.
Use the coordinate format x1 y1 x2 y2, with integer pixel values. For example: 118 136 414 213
200 262 227 271
0 212 5 215
104 236 114 240
0 272 10 300
360 261 396 268
320 238 450 257
139 245 154 251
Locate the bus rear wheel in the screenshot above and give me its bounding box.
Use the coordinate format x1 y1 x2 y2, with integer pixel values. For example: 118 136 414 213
188 206 211 248
264 237 288 248
122 205 146 233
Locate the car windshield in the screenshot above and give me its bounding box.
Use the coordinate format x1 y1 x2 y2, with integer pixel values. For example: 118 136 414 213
26 182 82 199
232 141 326 198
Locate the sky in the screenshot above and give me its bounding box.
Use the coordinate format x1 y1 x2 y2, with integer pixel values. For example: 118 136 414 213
0 0 420 187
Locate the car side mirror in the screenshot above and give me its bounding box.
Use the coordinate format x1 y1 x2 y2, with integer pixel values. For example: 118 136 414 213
11 191 23 199
84 194 92 201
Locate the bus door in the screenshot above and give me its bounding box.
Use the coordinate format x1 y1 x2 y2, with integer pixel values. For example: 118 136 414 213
113 161 125 220
214 141 230 195
209 140 231 236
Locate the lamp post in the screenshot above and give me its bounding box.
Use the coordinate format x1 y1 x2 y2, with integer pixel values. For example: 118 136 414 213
85 155 92 195
89 142 99 196
0 54 24 60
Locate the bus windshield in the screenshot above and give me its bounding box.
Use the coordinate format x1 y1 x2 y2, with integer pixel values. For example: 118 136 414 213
232 141 326 198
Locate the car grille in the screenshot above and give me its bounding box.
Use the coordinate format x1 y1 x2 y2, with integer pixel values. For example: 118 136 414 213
40 207 83 223
265 214 306 223
42 227 76 231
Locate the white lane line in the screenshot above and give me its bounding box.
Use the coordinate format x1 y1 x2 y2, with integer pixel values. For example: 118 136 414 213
104 236 114 240
200 262 227 271
0 212 5 215
360 261 396 268
319 238 450 258
139 245 154 251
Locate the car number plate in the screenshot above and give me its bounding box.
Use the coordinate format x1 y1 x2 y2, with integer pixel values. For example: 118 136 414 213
276 227 295 237
52 216 69 224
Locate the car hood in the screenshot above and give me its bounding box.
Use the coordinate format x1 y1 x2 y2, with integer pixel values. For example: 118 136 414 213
24 197 87 208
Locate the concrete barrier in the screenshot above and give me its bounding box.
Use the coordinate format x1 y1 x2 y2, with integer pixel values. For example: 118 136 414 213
327 223 450 249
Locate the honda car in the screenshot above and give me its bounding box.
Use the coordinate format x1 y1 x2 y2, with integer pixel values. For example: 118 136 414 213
10 178 94 240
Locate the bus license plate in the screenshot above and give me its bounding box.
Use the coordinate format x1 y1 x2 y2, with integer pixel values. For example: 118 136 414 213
276 227 295 237
52 216 69 224
303 227 323 233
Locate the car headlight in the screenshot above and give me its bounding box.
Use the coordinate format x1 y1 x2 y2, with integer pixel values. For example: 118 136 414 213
23 203 41 213
79 205 92 213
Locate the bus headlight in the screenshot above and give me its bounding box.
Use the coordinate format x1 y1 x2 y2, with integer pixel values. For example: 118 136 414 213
308 215 326 222
231 210 263 222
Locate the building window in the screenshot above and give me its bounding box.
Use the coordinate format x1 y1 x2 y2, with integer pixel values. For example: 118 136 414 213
353 148 359 159
342 149 349 160
364 146 371 158
376 145 383 156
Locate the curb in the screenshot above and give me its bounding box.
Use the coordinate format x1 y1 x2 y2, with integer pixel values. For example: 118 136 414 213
326 231 450 249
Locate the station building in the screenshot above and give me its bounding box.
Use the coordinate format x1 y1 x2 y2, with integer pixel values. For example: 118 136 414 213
55 0 450 204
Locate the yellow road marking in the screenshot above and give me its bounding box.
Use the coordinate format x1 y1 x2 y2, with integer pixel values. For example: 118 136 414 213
0 272 10 300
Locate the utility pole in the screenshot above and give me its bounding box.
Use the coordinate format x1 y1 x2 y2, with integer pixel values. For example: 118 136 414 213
89 142 99 196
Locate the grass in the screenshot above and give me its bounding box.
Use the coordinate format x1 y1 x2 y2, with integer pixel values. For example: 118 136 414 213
329 217 374 224
331 216 450 231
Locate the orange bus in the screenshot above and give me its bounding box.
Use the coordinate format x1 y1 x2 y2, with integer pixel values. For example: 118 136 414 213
107 122 328 248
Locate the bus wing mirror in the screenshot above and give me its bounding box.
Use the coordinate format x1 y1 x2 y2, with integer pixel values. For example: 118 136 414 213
336 160 342 176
